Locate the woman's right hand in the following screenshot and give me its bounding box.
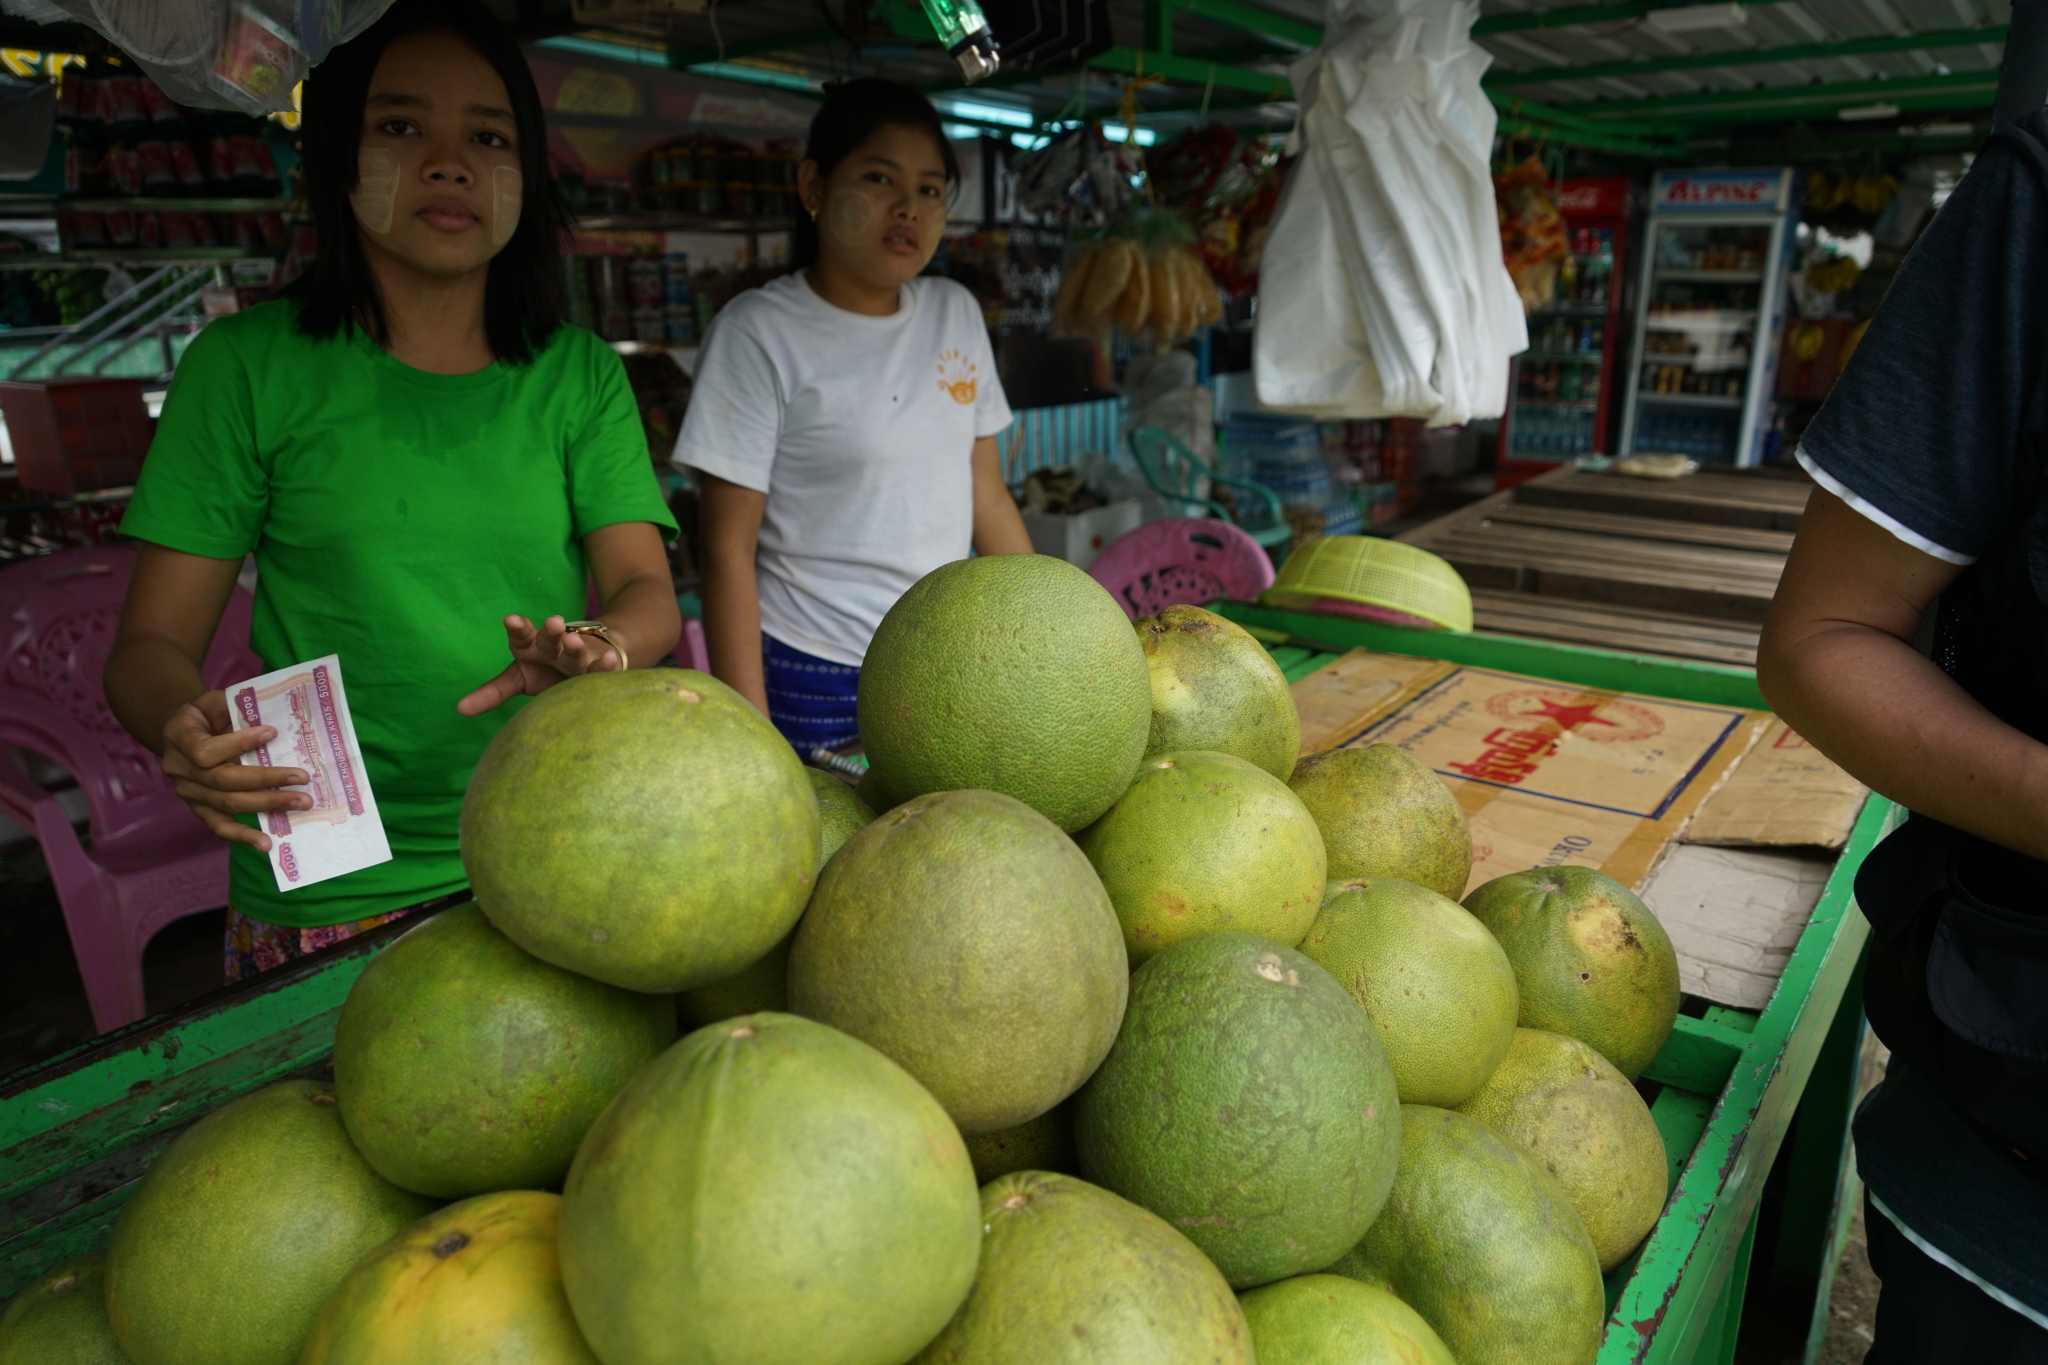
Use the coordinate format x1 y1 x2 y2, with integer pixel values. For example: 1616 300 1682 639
159 689 309 853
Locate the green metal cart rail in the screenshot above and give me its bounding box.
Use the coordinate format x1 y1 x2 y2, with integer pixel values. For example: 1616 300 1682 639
0 606 1885 1365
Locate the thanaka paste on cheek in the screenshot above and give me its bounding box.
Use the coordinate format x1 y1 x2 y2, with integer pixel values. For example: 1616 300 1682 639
491 164 522 248
351 148 400 235
822 190 877 249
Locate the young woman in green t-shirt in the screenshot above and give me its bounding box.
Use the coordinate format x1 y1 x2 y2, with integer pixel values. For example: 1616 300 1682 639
106 0 680 979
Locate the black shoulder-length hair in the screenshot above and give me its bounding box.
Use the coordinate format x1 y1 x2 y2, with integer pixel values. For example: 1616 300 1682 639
288 0 568 364
791 79 960 272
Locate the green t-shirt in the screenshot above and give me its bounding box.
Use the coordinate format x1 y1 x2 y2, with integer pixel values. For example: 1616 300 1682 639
122 299 677 929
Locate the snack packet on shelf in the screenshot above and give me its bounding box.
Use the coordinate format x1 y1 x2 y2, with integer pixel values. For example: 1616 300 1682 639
226 653 391 892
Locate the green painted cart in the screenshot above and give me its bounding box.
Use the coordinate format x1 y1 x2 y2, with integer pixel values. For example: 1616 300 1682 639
0 608 1884 1365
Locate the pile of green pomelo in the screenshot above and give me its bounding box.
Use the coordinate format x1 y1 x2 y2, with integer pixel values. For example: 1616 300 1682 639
1 556 1691 1365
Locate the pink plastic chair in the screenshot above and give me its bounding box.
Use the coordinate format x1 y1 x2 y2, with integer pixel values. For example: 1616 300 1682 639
1087 517 1278 621
0 546 260 1034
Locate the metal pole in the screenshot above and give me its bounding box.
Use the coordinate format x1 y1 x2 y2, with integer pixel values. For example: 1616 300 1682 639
1994 0 2048 128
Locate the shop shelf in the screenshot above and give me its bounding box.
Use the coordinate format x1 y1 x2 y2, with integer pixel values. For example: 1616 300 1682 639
1652 268 1764 283
1639 392 1745 408
1524 351 1605 362
0 613 1883 1365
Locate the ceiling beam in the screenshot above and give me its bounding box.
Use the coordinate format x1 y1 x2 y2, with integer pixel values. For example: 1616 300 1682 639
1563 69 1998 117
1474 0 1796 37
1496 111 1675 155
1656 84 1999 121
1164 0 1324 50
1083 45 1295 98
1484 24 2006 85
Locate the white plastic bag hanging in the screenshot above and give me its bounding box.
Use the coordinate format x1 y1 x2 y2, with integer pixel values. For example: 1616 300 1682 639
24 0 399 114
1254 0 1525 425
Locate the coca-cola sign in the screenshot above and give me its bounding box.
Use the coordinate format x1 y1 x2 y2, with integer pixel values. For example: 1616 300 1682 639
1555 177 1629 220
1651 168 1792 212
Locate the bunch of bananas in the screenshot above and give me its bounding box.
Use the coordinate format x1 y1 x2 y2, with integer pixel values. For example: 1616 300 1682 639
1804 170 1900 216
1053 236 1225 343
1806 254 1863 295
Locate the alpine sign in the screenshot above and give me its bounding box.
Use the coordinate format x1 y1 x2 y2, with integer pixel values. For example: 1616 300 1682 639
1650 168 1793 213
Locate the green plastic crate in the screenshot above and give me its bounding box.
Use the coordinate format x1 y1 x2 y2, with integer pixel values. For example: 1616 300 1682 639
0 605 1885 1365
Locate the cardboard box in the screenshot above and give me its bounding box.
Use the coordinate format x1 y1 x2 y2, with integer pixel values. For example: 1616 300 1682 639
1020 498 1144 570
1290 647 1869 1010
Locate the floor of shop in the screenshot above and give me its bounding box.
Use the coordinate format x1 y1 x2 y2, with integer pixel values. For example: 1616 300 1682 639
0 839 225 1079
1 835 1891 1358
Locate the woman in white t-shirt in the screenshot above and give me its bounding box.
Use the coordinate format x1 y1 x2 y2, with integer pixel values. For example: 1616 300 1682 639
675 80 1032 751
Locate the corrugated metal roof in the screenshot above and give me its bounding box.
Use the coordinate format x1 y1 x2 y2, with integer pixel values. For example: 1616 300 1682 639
556 0 2005 151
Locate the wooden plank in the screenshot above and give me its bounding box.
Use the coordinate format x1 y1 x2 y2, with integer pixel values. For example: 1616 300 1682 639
1415 523 1788 585
1418 542 1779 623
1515 471 1810 531
1468 606 1758 667
1468 592 1765 648
1481 502 1798 556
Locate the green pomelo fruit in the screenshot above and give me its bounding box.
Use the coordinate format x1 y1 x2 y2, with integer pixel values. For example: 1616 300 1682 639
808 766 877 854
1289 745 1473 900
104 1080 434 1365
1297 878 1519 1108
1456 1028 1669 1271
1463 865 1680 1080
1137 605 1300 781
300 1191 598 1365
1327 1105 1604 1365
789 789 1128 1134
1237 1274 1456 1365
677 770 875 1027
854 763 903 814
676 935 790 1027
963 1103 1077 1186
333 904 676 1197
1077 751 1327 965
857 555 1151 832
0 1254 128 1365
462 669 821 993
559 1013 981 1365
1075 932 1401 1289
911 1171 1252 1365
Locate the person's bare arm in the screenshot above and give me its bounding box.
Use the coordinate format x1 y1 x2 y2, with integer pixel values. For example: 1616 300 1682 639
698 471 770 716
971 435 1033 556
1757 487 2048 860
105 543 308 851
456 521 681 716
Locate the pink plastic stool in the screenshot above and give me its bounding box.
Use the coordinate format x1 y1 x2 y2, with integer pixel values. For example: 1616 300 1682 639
0 546 261 1034
1087 517 1278 620
676 617 709 671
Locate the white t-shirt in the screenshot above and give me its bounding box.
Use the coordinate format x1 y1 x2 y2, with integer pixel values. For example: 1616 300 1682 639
675 272 1012 666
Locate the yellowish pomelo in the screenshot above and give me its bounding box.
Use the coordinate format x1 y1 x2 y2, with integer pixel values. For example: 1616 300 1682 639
103 1081 434 1365
677 768 874 1027
0 1254 127 1365
788 789 1128 1134
1077 750 1327 965
911 1172 1253 1364
1237 1274 1456 1365
1327 1105 1605 1365
299 1191 598 1365
1463 865 1680 1080
1289 745 1472 899
857 555 1151 832
1456 1028 1669 1271
1297 877 1519 1107
1137 605 1300 780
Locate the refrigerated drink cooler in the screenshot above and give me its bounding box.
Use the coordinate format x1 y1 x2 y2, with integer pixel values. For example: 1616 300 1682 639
1498 177 1632 474
1619 168 1796 467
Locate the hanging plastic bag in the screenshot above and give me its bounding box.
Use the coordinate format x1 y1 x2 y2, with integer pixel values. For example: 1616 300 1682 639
1253 0 1525 425
26 0 398 115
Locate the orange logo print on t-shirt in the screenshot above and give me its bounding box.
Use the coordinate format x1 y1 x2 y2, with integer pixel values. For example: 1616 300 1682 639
936 349 978 405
